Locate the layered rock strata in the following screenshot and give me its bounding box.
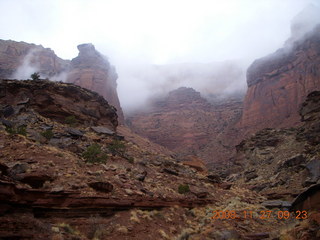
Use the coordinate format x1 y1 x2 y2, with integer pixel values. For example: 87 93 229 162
66 43 124 123
0 79 118 129
239 24 320 133
127 87 243 166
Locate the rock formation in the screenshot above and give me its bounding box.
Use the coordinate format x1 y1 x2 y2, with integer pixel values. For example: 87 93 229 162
0 79 118 129
230 91 320 201
66 43 124 123
2 79 314 240
239 24 320 133
0 39 69 79
0 40 124 124
127 87 243 167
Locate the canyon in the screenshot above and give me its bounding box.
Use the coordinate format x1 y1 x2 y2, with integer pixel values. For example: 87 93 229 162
0 9 319 239
128 23 320 168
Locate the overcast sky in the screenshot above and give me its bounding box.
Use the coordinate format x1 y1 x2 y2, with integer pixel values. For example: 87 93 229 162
0 0 319 112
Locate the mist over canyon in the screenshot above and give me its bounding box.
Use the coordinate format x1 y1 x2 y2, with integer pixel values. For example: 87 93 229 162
1 1 320 239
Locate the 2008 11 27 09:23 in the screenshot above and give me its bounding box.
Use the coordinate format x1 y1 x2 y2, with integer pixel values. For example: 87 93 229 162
211 210 308 220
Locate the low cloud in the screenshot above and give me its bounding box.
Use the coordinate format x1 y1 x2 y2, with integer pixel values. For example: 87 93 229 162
2 0 319 114
12 49 40 80
11 47 69 82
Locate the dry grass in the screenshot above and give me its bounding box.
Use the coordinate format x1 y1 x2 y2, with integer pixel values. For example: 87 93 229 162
130 210 141 223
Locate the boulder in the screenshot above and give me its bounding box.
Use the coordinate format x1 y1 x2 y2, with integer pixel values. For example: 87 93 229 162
261 200 291 209
207 174 221 183
193 191 208 198
8 163 29 175
0 118 13 128
291 183 320 211
211 230 240 240
163 168 179 176
91 126 114 135
17 172 54 188
306 159 320 182
66 127 84 138
136 171 147 182
281 154 306 168
88 181 113 193
245 172 258 182
0 105 14 117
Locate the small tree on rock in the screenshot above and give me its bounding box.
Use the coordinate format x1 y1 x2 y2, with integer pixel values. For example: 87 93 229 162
31 72 40 80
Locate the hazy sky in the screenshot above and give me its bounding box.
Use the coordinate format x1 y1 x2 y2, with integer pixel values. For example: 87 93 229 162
1 0 318 63
0 0 319 112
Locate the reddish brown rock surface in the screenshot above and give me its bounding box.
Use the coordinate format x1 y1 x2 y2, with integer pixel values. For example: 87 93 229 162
0 40 124 124
230 91 320 201
0 39 69 79
239 24 320 134
66 43 124 123
0 81 317 239
127 87 243 167
0 79 118 129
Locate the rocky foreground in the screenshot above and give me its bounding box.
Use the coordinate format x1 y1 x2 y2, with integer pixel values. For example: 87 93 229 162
0 79 319 239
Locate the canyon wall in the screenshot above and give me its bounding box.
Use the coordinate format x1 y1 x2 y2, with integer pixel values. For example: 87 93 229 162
239 24 320 133
0 39 69 79
0 40 124 124
66 43 124 123
127 87 243 166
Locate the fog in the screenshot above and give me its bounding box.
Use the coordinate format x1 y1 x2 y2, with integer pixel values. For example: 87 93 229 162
0 0 319 113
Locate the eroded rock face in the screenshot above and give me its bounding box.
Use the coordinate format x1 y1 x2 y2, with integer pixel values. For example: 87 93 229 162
127 87 243 166
0 40 124 124
0 39 69 79
0 79 118 129
239 24 320 133
66 43 124 123
231 91 320 200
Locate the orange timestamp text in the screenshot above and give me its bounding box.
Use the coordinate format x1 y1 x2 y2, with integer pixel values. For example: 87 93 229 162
211 210 308 220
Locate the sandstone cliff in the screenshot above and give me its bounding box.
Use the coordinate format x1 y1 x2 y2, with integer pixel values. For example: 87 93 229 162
0 40 124 124
0 39 69 79
66 43 124 123
239 24 320 133
127 87 243 166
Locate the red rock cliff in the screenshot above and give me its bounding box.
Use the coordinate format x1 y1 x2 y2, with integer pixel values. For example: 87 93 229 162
0 40 124 124
239 24 320 133
66 43 124 124
127 87 243 166
0 39 69 79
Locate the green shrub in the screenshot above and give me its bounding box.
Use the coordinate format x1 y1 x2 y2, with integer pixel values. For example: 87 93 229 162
108 140 126 156
65 115 78 126
41 129 54 140
82 143 107 163
127 156 134 164
31 72 40 80
17 126 27 136
178 184 190 194
5 126 27 136
5 126 16 135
